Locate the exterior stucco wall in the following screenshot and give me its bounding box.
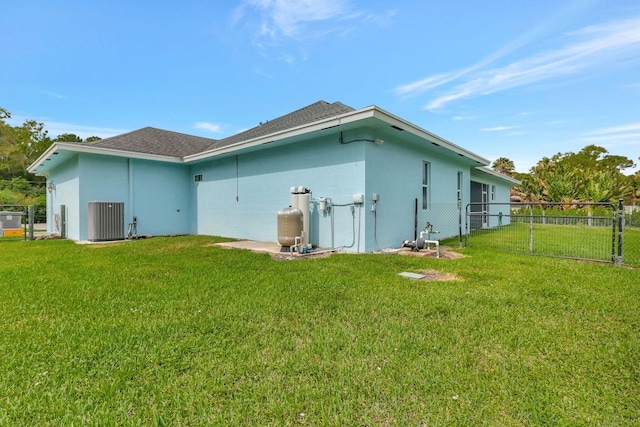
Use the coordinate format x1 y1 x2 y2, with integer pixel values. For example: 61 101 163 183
77 154 129 241
192 132 483 252
364 138 474 249
48 154 192 240
192 135 367 249
48 155 80 239
129 159 192 236
42 128 514 251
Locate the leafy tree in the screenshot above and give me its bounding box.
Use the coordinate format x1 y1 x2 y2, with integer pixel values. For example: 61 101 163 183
513 145 635 204
628 171 640 206
55 133 83 142
0 109 52 181
55 133 101 143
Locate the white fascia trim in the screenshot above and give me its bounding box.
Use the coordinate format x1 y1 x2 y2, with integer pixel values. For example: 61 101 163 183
183 108 375 163
28 142 183 173
184 105 490 165
27 143 59 173
474 166 521 184
369 107 490 165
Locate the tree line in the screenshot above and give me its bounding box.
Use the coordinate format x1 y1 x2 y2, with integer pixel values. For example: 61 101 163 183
492 147 640 206
0 107 100 209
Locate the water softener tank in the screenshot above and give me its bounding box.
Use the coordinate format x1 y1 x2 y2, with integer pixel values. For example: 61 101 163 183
277 206 303 247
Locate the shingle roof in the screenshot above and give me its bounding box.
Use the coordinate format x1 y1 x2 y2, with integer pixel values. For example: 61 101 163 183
87 127 218 157
206 100 355 150
63 101 355 158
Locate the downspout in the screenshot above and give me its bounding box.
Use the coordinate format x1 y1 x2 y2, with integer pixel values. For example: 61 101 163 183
128 159 134 222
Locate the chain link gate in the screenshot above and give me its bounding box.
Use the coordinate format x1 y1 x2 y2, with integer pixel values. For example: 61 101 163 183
414 199 464 249
464 200 626 265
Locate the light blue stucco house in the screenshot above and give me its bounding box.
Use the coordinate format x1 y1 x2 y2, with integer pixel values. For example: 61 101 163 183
28 101 518 252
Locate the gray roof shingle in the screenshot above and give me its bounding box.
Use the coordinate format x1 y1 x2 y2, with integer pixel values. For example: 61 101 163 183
72 100 354 158
87 127 217 157
206 100 355 150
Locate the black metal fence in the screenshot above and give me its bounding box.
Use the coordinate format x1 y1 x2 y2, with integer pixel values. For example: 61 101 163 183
464 201 638 267
626 206 640 228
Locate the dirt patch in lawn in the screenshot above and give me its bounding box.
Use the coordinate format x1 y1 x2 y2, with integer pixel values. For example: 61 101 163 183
269 250 335 260
420 269 462 281
397 246 467 260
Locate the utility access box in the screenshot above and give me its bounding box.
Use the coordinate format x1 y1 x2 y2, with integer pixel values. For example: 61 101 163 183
0 211 23 229
88 202 124 242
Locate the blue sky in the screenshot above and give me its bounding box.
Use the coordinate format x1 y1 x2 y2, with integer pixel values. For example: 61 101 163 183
2 0 639 174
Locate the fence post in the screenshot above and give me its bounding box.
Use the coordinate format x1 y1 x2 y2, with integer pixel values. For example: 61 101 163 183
529 204 534 254
618 199 624 266
465 204 470 248
60 204 67 238
28 205 34 241
458 199 462 248
414 198 418 240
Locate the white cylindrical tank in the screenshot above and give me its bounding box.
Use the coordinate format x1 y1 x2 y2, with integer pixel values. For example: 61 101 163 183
291 187 310 245
277 207 303 247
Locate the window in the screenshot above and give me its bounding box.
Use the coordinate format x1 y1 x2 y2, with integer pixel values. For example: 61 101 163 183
491 185 495 201
422 162 430 210
194 174 203 183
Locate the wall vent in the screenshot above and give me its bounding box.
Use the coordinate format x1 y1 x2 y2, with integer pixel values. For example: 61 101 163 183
88 201 124 242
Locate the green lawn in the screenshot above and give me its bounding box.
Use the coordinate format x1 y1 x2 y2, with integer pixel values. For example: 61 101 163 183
1 236 639 426
465 223 640 268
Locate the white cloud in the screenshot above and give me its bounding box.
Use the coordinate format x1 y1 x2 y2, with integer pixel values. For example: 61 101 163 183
481 126 516 132
194 122 223 133
233 0 395 45
393 6 562 99
587 123 640 135
582 133 640 143
580 123 640 150
395 16 640 111
234 0 354 39
40 89 65 99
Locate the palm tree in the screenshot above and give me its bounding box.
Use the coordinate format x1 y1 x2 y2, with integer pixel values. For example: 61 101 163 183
491 157 515 176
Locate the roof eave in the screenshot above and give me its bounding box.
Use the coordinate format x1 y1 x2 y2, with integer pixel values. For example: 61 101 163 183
369 107 490 166
474 166 521 184
184 105 490 165
28 142 183 175
183 107 376 162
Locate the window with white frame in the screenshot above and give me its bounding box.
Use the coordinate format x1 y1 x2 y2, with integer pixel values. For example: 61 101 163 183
422 161 430 210
491 185 495 201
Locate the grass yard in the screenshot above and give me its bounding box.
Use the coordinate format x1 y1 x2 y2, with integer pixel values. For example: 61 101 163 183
1 236 639 425
466 223 640 268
